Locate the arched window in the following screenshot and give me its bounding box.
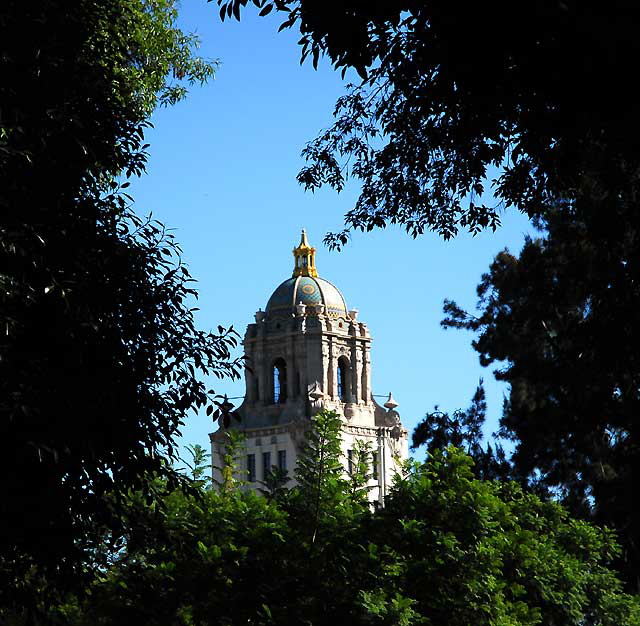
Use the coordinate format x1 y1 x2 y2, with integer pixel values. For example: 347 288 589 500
337 356 350 401
273 358 287 404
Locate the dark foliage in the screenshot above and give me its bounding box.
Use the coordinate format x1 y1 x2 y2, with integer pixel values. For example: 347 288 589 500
216 0 640 244
412 381 511 482
0 0 238 610
443 197 640 588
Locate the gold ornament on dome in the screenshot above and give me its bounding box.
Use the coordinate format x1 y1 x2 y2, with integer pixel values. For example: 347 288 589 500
292 228 318 278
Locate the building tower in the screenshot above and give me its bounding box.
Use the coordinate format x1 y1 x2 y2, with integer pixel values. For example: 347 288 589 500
210 230 408 503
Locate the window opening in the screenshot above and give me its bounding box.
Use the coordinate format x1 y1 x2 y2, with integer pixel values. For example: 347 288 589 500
278 449 287 472
337 357 349 401
262 451 272 479
273 358 287 404
247 454 256 482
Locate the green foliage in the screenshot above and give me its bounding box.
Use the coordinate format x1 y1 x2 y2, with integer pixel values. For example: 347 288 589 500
79 486 291 626
0 0 235 613
60 443 640 625
373 448 640 625
183 444 213 488
19 405 634 624
216 429 247 494
348 437 374 505
292 409 350 547
259 466 291 502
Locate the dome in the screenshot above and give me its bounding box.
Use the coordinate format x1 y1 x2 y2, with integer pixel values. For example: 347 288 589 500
266 275 348 318
264 229 348 318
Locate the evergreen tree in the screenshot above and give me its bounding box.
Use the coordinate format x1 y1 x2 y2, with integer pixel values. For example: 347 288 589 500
412 381 510 481
443 203 640 588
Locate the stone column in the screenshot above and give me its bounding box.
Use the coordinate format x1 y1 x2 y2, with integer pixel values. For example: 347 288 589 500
324 339 334 399
286 336 295 401
361 344 370 403
261 351 271 405
350 341 359 403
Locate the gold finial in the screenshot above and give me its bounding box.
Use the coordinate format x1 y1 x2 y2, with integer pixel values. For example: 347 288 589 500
292 228 318 277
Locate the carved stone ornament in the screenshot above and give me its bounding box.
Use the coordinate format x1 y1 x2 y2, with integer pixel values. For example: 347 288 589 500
344 403 355 421
390 424 402 441
384 392 399 410
384 409 401 428
308 381 324 401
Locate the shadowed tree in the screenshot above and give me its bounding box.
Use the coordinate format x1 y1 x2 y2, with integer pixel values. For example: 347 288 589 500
443 203 640 588
0 0 240 612
216 0 640 244
412 381 510 482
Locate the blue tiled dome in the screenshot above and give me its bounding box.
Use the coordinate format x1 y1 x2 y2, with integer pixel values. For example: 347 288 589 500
266 275 348 318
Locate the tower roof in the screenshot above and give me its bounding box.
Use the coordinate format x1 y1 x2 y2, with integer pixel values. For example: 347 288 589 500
265 230 348 318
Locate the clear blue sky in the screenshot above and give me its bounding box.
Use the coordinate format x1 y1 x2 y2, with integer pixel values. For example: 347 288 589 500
129 0 534 457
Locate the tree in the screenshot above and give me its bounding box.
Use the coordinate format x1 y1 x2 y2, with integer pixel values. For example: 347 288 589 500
0 0 240 611
370 448 640 626
182 444 214 489
217 0 640 244
63 481 289 626
72 410 376 626
412 381 511 482
60 446 640 625
443 203 640 588
277 409 377 625
291 409 351 548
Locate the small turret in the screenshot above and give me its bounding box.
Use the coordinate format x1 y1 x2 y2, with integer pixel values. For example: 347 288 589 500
292 228 318 278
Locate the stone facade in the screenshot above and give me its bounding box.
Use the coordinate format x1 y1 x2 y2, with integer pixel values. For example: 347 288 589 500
210 230 408 504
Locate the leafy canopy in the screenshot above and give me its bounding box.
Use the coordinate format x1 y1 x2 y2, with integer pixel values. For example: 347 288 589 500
216 0 640 244
50 440 640 625
0 0 238 610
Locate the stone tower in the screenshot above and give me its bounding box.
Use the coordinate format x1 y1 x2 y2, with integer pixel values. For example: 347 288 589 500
210 230 408 503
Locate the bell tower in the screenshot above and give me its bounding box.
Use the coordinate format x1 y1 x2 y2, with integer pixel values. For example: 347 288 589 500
211 231 408 502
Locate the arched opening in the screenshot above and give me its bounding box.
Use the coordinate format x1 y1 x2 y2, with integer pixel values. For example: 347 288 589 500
337 356 350 402
272 358 287 404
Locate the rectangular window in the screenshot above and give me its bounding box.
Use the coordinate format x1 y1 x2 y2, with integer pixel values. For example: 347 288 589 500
372 450 379 480
262 451 271 479
278 449 287 472
347 449 353 475
247 454 256 482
